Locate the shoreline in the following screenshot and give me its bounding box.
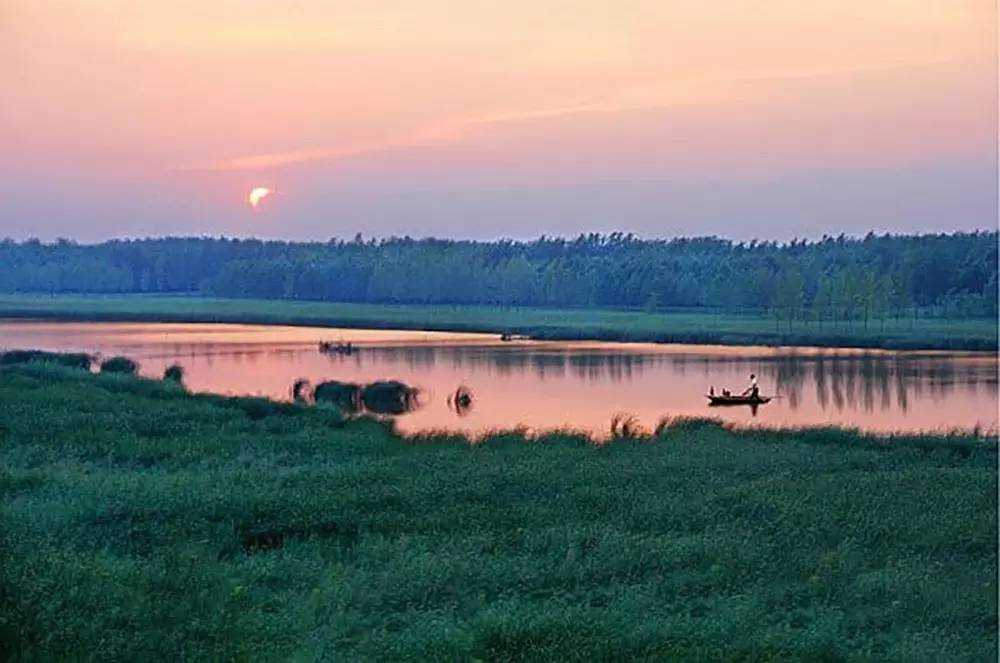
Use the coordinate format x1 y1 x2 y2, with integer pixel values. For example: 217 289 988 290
3 316 995 358
1 354 996 438
0 294 996 352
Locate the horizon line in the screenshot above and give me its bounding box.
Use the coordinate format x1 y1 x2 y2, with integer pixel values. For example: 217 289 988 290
5 228 997 248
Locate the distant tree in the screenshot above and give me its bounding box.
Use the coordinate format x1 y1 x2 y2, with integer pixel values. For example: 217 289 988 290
644 291 661 313
772 268 805 331
813 275 837 330
0 232 994 319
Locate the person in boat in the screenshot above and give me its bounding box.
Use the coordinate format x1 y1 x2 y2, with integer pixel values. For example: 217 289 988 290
741 374 759 399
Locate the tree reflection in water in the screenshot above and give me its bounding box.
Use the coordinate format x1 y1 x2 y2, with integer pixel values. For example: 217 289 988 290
334 345 996 417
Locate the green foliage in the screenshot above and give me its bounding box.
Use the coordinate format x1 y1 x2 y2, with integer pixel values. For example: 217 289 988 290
360 380 417 414
162 364 184 383
313 380 361 411
0 232 996 318
0 364 996 661
291 377 311 403
1 295 996 350
0 349 92 370
311 379 418 415
100 355 138 374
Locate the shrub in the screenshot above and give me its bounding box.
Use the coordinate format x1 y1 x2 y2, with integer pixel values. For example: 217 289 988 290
0 350 92 370
291 378 311 403
163 364 184 383
361 380 418 414
100 356 138 375
313 380 361 411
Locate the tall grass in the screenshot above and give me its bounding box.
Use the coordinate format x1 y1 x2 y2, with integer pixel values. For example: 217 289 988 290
0 349 92 370
0 362 996 661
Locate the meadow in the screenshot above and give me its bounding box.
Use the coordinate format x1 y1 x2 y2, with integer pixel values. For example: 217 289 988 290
0 358 996 661
1 293 996 350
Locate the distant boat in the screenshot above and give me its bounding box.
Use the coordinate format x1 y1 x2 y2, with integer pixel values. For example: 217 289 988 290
706 394 771 406
319 341 355 355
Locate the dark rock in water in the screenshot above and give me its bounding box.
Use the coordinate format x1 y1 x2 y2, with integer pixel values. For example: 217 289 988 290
313 380 362 411
361 380 417 414
0 350 92 370
100 356 138 375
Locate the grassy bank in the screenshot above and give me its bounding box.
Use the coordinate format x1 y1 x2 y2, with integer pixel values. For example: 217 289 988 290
0 294 996 350
1 360 996 660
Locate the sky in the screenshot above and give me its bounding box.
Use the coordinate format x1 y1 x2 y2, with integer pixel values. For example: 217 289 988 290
1 0 996 242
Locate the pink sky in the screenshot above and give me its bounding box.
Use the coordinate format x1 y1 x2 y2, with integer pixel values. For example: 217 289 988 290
1 1 996 240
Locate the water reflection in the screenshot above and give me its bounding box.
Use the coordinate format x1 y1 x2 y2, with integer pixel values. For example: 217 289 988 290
338 345 659 382
338 345 996 418
1 321 995 435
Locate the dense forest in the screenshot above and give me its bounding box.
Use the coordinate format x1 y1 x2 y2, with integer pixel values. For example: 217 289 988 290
1 232 996 322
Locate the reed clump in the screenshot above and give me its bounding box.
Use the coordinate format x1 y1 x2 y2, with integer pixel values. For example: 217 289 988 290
0 349 92 370
162 364 184 383
610 412 645 439
308 379 419 415
361 380 418 415
313 380 362 411
100 356 138 375
654 415 725 436
291 378 312 403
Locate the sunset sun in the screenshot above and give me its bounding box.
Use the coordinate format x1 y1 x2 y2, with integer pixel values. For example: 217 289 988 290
248 187 274 208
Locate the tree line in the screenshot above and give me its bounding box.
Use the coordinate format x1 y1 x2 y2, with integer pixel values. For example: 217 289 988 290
1 232 996 324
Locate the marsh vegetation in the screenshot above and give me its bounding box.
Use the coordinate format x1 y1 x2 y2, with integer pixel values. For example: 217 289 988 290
1 294 996 351
99 355 138 375
162 363 184 383
0 357 995 660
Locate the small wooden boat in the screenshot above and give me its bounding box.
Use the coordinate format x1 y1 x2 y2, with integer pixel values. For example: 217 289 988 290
707 394 771 406
319 341 355 355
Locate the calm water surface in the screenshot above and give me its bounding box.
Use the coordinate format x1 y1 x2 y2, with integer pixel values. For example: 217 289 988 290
2 321 996 436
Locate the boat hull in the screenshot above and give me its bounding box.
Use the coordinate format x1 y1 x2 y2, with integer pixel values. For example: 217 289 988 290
706 395 771 406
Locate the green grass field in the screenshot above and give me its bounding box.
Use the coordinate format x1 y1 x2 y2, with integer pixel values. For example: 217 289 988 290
0 294 996 350
1 360 996 660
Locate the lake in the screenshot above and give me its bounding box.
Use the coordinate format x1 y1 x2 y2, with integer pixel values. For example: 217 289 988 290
1 320 996 436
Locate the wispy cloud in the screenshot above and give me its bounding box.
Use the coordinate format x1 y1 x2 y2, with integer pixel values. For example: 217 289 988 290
171 101 645 172
171 55 988 173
